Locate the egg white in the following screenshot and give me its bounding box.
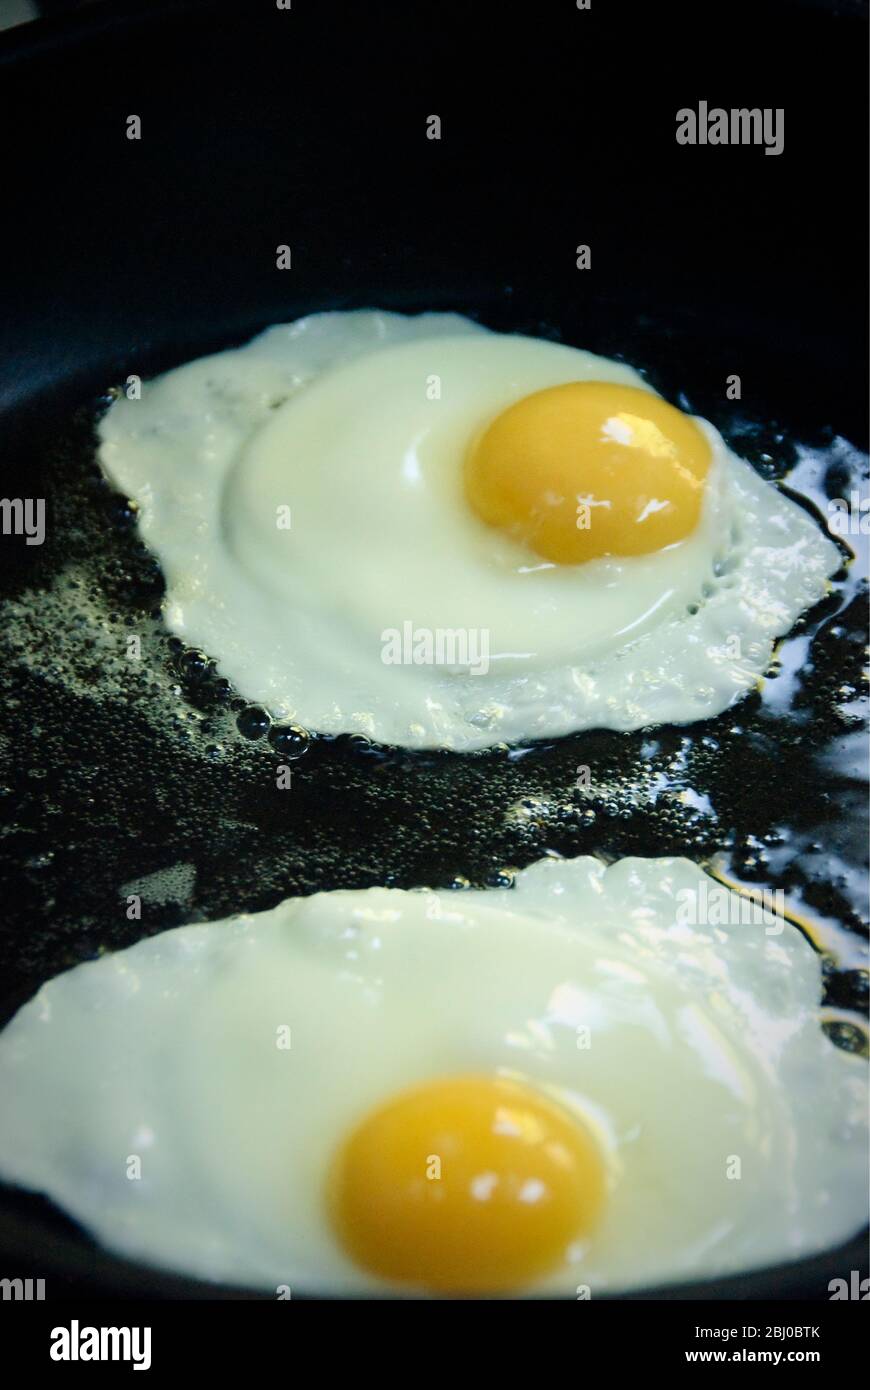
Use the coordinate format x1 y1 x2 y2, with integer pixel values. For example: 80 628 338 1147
98 311 841 749
0 857 864 1296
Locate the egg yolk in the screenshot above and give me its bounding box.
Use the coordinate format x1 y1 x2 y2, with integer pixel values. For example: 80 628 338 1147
328 1074 606 1293
464 381 712 564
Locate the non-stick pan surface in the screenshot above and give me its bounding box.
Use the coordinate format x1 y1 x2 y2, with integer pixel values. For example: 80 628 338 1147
0 0 867 1300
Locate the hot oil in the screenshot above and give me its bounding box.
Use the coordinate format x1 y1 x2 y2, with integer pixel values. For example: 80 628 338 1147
0 360 866 1056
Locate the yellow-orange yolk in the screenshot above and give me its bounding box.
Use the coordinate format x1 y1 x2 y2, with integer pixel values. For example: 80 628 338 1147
328 1074 606 1294
464 381 712 564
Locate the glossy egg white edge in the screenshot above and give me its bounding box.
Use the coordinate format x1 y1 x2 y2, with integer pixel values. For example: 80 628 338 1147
97 311 842 751
0 857 865 1296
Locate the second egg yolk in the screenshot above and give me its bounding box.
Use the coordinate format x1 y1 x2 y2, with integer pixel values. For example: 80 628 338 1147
328 1074 606 1294
464 381 712 565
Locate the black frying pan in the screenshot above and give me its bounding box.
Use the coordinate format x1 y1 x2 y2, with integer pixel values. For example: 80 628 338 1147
0 0 867 1300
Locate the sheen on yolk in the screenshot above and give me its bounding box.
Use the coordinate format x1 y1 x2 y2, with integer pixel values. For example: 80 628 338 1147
328 1074 606 1294
464 381 712 564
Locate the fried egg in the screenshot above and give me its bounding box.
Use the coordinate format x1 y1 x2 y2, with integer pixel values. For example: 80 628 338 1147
98 311 840 751
0 857 864 1296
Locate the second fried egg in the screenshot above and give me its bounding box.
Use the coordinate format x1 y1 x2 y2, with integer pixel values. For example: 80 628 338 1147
0 858 864 1296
